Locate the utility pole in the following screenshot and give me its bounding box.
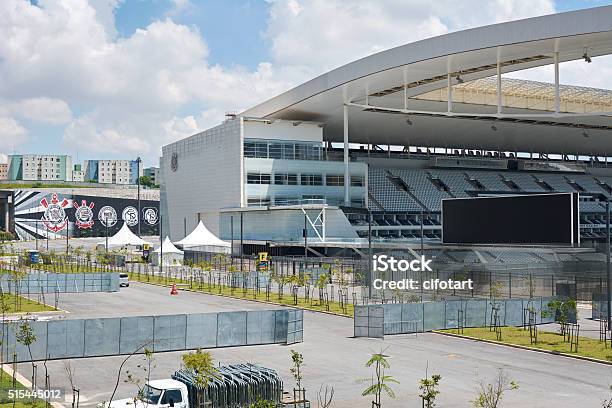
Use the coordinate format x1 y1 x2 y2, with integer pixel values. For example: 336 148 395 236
136 156 142 237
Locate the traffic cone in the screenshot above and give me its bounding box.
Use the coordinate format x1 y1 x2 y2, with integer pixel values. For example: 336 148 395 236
170 283 178 295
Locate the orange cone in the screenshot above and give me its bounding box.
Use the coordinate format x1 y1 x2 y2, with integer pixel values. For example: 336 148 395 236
170 283 178 295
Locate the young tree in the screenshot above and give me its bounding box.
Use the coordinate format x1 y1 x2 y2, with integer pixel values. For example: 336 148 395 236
472 369 518 408
359 349 399 408
419 372 442 408
290 350 304 391
125 348 156 407
317 384 334 408
64 360 78 408
182 349 218 408
15 318 37 389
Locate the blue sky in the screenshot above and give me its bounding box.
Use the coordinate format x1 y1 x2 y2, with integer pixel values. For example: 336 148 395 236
1 0 611 166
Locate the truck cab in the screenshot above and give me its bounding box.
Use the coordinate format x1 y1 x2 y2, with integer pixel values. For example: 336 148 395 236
109 379 189 408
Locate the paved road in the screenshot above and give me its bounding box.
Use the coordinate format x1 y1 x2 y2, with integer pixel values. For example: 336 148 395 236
14 283 612 408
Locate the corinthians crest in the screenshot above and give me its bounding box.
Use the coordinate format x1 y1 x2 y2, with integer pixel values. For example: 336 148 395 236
40 193 69 232
73 200 95 229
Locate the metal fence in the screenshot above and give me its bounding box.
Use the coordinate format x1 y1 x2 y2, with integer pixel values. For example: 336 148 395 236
354 297 556 337
181 253 608 302
0 309 303 363
0 273 119 294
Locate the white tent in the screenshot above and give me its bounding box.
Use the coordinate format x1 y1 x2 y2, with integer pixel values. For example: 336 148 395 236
152 236 184 266
98 222 150 249
175 221 231 253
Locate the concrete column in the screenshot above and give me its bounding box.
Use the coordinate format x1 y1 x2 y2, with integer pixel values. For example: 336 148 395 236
4 199 9 232
343 105 350 206
554 52 560 114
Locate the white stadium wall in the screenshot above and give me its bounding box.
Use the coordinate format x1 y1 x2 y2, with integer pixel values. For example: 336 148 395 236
160 117 243 240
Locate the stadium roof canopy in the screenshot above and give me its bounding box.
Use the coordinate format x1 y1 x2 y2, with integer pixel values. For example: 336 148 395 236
243 6 612 156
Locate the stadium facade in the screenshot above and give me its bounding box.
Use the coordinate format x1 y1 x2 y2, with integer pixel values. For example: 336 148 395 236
161 6 612 254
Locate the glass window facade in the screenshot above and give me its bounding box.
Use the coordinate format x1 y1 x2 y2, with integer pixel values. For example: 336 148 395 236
244 139 323 161
246 172 271 184
274 173 299 185
326 175 344 186
300 174 323 185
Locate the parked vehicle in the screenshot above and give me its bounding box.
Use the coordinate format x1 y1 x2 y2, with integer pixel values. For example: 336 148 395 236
119 273 129 287
107 364 283 408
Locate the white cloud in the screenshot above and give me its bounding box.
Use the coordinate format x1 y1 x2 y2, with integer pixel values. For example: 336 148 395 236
264 0 555 76
0 117 28 151
1 97 73 125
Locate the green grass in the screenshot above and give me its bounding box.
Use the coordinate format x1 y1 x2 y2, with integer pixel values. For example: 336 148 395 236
439 326 612 362
0 294 56 313
129 273 355 317
0 369 48 408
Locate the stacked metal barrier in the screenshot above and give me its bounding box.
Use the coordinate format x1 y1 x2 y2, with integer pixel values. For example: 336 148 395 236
173 364 283 408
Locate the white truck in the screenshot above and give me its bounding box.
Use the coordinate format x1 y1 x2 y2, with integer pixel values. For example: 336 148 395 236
106 364 283 408
109 380 188 408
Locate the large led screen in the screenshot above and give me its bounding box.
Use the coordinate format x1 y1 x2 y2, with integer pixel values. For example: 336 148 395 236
442 193 579 246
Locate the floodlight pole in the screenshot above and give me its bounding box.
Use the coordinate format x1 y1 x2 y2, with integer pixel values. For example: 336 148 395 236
607 200 611 327
35 219 38 251
136 157 142 237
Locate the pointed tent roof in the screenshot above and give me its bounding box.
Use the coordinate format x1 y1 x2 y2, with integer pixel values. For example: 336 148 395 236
175 221 230 248
153 237 184 254
102 222 150 248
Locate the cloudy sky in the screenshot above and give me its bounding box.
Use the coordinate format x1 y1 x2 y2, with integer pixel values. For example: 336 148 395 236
1 0 611 166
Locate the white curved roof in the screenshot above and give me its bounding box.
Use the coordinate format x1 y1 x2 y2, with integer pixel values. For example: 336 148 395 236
175 221 230 248
242 6 612 155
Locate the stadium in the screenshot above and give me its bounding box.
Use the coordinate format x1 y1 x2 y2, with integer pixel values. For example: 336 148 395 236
160 6 612 299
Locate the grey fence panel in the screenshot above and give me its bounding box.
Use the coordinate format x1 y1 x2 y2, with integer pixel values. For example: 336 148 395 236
246 311 265 345
445 300 463 329
217 312 248 347
383 304 403 335
120 316 154 354
423 301 445 331
46 319 86 359
154 314 187 352
367 306 384 338
273 310 288 343
185 313 218 349
354 305 370 337
539 297 556 324
504 299 524 326
400 303 423 333
2 321 47 361
260 310 278 344
465 300 487 328
84 318 121 357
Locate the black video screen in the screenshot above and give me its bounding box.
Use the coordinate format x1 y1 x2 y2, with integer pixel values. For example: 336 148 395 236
442 193 578 245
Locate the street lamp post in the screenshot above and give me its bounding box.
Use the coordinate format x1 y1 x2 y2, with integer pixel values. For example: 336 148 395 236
368 209 372 300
